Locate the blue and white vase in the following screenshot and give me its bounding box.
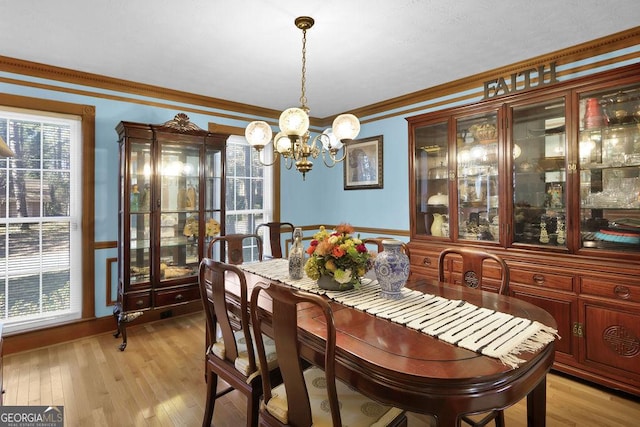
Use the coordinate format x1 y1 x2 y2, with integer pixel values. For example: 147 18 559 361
373 239 410 299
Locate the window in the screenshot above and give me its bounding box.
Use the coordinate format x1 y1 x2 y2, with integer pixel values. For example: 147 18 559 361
225 135 273 261
0 108 82 333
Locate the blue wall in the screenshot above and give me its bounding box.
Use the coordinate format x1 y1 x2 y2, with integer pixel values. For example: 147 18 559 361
279 116 410 230
1 41 638 319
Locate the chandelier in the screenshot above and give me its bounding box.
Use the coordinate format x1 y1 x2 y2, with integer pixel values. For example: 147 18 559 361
244 16 361 179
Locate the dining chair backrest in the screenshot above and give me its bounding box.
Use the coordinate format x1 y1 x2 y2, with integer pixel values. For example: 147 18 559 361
438 247 508 426
437 247 510 295
207 233 263 264
363 237 411 258
251 281 333 426
250 281 406 427
255 222 295 258
198 257 263 426
199 258 254 369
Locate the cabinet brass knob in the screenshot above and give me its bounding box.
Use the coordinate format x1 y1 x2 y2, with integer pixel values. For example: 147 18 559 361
175 293 184 301
614 285 630 299
532 274 545 285
135 299 144 307
423 257 431 266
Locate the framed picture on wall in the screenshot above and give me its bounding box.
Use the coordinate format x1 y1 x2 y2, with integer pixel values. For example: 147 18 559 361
343 135 383 190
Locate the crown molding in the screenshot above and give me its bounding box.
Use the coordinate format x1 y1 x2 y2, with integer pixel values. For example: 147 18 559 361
0 54 281 120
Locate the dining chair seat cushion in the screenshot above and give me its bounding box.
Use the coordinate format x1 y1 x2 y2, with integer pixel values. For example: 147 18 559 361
210 329 278 377
265 366 404 426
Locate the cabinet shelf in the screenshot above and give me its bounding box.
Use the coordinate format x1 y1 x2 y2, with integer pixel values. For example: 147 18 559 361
581 205 640 210
580 121 640 134
581 162 640 171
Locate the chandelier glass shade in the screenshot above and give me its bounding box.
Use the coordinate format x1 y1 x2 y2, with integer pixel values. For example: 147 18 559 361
0 136 15 157
244 16 360 179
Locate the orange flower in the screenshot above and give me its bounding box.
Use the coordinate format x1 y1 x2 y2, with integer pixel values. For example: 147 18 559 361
332 246 346 258
336 223 354 235
315 239 333 256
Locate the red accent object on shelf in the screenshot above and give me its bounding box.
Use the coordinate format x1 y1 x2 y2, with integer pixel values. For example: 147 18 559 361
584 98 605 129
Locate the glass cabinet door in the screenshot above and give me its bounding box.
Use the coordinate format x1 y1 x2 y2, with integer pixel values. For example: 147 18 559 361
204 146 223 258
158 142 201 281
456 112 499 242
511 98 567 248
579 84 640 252
129 142 152 284
414 121 449 237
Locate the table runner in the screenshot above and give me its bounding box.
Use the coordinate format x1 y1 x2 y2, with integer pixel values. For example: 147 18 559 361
239 259 558 368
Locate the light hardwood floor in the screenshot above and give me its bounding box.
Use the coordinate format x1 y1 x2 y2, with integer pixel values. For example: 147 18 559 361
4 312 639 426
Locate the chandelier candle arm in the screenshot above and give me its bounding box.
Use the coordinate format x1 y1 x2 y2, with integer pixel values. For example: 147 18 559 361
244 16 360 179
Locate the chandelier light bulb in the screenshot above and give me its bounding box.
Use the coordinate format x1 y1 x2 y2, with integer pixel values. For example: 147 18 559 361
332 114 360 141
321 128 343 151
245 121 273 148
274 132 292 154
279 107 310 136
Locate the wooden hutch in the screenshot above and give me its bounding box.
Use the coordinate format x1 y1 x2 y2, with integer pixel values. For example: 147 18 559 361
407 63 640 396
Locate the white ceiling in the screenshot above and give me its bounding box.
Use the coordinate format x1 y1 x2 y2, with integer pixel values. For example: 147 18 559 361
2 1 639 118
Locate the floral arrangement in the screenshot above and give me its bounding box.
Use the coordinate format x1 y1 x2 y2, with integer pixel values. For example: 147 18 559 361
304 224 371 288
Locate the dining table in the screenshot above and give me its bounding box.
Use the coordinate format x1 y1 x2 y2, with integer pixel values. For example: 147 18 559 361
233 259 557 427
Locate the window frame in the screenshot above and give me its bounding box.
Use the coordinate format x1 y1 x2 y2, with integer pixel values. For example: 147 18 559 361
225 134 274 261
0 94 95 329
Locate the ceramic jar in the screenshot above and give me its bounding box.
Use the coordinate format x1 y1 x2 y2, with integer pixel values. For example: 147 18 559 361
373 239 410 300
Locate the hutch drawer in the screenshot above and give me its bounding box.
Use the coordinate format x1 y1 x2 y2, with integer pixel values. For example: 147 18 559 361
122 291 152 311
408 247 440 277
154 286 200 308
580 277 640 303
509 267 574 292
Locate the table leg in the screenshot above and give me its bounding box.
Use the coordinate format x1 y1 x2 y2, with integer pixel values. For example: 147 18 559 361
527 375 547 427
435 412 459 427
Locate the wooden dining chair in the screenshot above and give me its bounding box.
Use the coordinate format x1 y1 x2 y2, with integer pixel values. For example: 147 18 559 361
363 237 411 258
207 233 263 264
198 258 280 427
250 280 407 427
254 222 295 258
437 247 510 295
437 247 509 427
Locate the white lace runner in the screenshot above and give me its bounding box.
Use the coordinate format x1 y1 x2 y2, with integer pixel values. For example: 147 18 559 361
239 259 558 368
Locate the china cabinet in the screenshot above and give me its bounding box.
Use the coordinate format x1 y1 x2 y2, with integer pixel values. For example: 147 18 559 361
408 63 640 395
114 114 227 350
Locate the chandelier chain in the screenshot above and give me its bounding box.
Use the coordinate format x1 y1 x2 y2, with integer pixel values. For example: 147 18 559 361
299 28 308 111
